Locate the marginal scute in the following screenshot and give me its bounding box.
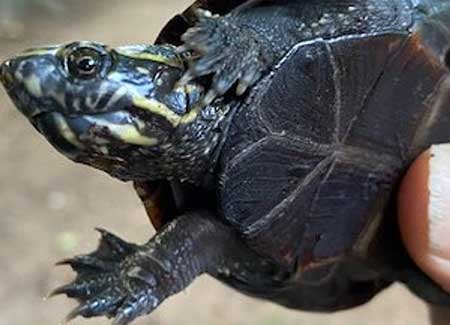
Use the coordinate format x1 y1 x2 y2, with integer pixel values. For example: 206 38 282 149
133 181 177 230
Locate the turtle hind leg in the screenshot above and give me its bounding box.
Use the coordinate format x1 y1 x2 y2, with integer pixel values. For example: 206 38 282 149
179 9 271 106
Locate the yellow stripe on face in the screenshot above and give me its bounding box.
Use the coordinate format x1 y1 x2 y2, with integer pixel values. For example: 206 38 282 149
132 96 182 126
114 47 184 69
53 114 85 149
84 116 159 147
113 126 159 146
179 106 200 124
15 48 59 58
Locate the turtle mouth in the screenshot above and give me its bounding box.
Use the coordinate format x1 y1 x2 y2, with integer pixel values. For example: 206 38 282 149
33 110 158 160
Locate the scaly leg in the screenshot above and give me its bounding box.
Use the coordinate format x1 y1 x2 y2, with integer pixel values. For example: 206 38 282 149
51 211 285 324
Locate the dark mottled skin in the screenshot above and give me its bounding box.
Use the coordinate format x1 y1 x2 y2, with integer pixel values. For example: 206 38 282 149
2 0 450 324
55 213 284 324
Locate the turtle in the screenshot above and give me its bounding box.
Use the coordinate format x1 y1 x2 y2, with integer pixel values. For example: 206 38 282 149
1 0 450 324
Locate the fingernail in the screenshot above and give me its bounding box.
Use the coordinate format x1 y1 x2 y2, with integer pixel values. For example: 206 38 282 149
428 144 450 291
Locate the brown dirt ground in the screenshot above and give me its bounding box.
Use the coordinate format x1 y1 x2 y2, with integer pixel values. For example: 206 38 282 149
0 1 449 324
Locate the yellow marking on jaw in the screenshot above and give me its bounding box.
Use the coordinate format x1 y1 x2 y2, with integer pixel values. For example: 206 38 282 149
114 48 184 69
132 97 182 126
53 114 85 149
115 126 158 146
180 106 200 124
85 116 158 147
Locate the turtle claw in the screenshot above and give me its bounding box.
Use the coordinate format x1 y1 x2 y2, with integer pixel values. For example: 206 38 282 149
64 304 89 323
112 294 159 325
94 227 137 257
180 9 268 105
50 272 111 300
48 283 79 298
175 70 195 88
55 258 74 266
63 290 124 323
202 89 219 107
236 68 262 96
53 229 171 323
55 255 113 272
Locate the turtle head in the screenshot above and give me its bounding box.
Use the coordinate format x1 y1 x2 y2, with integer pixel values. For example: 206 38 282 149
0 41 229 183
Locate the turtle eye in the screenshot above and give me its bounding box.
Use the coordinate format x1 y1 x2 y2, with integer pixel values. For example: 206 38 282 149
66 47 105 79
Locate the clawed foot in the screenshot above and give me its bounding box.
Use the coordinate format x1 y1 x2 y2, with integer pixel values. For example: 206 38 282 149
50 229 172 325
178 9 268 107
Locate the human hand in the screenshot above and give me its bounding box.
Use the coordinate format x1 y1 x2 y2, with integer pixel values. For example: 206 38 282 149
398 145 450 324
398 144 450 293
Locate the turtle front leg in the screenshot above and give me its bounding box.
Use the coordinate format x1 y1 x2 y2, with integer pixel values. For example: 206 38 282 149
178 9 274 106
51 211 283 325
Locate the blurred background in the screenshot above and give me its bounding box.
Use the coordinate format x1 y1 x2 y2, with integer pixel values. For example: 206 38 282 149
0 1 448 324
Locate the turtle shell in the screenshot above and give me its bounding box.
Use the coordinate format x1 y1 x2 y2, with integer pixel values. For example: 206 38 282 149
147 0 450 307
162 0 450 305
133 181 177 229
153 0 449 231
134 180 216 230
210 2 450 307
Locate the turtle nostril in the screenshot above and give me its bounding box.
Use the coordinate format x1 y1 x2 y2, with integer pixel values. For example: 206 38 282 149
1 59 8 74
1 59 11 71
0 59 14 89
